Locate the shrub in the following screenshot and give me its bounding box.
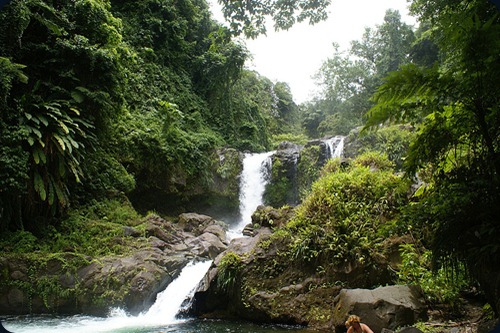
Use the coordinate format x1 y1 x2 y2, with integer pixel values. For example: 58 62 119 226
287 153 410 266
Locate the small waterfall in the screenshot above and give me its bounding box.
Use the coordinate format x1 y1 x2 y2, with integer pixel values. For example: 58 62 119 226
5 260 212 333
141 260 212 324
324 136 345 159
228 151 274 238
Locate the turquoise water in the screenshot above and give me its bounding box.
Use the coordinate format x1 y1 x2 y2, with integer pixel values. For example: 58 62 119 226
1 316 315 333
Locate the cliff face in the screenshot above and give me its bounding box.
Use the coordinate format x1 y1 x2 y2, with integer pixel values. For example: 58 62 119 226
129 148 244 217
264 137 343 208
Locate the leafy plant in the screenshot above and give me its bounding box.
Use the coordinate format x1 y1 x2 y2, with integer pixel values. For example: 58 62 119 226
217 251 242 293
397 243 468 306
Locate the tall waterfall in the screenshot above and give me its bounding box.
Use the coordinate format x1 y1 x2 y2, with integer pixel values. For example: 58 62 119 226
228 151 274 238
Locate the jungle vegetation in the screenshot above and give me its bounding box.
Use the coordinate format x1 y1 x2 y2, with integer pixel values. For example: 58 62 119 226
0 0 499 315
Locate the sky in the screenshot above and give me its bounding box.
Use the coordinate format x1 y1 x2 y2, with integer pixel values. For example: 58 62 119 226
209 0 418 103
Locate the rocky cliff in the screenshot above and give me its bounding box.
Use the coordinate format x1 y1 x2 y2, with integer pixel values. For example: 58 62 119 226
0 213 228 316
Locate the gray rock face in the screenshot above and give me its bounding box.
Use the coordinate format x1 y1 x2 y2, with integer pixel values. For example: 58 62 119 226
0 213 229 316
332 285 428 333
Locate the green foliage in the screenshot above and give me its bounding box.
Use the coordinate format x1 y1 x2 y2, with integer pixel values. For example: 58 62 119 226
0 0 129 229
352 151 395 171
363 1 500 307
0 198 142 257
296 145 322 199
270 133 309 149
406 177 500 277
23 99 97 208
210 70 301 152
397 243 468 306
1 0 298 229
0 230 39 253
217 251 242 293
0 57 28 103
348 125 415 170
211 148 243 205
287 153 410 266
263 158 295 207
218 0 330 37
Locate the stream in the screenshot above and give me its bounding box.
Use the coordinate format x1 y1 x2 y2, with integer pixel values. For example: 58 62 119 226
2 139 344 333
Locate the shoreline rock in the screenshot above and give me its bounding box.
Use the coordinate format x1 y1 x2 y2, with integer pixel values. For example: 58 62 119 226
0 213 228 316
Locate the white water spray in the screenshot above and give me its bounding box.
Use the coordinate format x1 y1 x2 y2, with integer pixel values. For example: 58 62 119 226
5 260 212 333
228 151 274 238
140 260 212 324
324 136 345 159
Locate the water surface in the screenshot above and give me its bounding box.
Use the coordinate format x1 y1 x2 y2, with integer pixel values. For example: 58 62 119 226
1 316 315 333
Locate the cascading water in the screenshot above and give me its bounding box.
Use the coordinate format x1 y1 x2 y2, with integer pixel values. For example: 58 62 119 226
228 151 274 238
3 260 212 333
140 260 212 324
324 136 345 159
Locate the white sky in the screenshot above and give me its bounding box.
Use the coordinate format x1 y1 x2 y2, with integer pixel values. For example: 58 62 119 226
209 0 417 103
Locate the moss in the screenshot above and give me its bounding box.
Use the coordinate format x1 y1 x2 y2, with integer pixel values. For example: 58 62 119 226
296 145 322 200
207 148 243 209
0 198 156 313
264 158 294 207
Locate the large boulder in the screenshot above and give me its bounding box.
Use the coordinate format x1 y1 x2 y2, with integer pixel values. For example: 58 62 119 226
332 285 428 332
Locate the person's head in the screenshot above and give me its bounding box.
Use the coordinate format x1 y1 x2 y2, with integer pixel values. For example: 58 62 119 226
345 315 361 328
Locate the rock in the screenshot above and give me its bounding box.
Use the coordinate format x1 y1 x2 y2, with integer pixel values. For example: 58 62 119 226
178 213 213 234
74 252 191 315
178 213 222 236
225 228 272 261
251 205 295 229
202 224 227 244
185 232 227 259
0 211 227 316
123 226 141 237
242 223 254 236
478 319 500 333
7 288 26 308
332 285 428 332
381 235 414 268
277 141 302 150
305 139 331 166
190 224 399 329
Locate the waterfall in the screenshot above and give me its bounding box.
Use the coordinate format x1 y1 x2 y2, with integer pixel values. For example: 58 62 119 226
324 136 345 159
4 260 212 333
140 260 212 324
228 151 274 238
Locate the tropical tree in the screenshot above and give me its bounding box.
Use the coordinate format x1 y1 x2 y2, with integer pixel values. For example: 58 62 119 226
0 0 128 231
364 0 500 313
305 10 415 137
217 0 331 37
